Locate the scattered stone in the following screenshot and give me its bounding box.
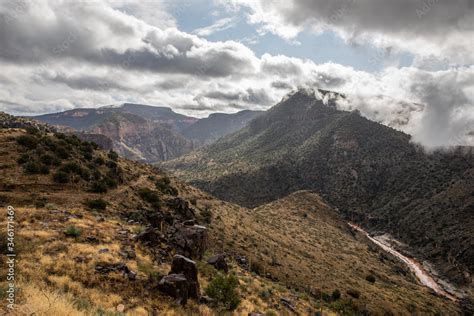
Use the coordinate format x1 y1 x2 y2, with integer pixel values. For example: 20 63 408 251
116 304 125 313
95 262 136 280
207 254 229 273
235 255 248 268
85 236 100 243
199 295 216 306
248 312 263 316
158 274 189 306
73 256 88 263
98 248 109 254
136 227 163 245
119 246 136 260
280 297 296 312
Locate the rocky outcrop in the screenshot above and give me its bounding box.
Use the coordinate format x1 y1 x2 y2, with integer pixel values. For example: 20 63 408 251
0 112 57 133
170 255 200 299
95 262 136 280
167 197 194 219
75 132 113 150
170 223 208 259
158 274 189 305
158 255 200 305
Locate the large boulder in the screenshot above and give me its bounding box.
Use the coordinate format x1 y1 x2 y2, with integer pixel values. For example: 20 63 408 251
170 255 200 299
167 197 194 218
158 274 189 305
171 223 208 259
207 254 229 273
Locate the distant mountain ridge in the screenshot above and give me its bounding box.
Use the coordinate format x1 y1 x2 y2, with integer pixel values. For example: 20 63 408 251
33 103 198 132
182 110 263 143
32 104 262 162
163 89 474 291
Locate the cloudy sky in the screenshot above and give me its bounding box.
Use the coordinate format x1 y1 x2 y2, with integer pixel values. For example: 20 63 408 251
0 0 473 147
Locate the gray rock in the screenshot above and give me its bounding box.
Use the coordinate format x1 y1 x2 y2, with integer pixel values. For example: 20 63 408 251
158 274 189 306
207 254 229 273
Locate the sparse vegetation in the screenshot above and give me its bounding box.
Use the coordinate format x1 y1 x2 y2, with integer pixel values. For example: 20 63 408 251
366 274 376 283
205 274 240 311
108 150 119 161
16 134 37 149
84 199 107 211
346 289 360 299
202 208 212 224
155 176 177 195
53 171 70 183
332 289 341 300
138 188 161 208
64 225 82 238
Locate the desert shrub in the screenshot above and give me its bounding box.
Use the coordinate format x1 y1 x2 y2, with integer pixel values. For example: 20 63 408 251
23 161 41 174
202 208 212 224
346 289 360 299
89 181 108 193
108 150 119 161
106 160 117 169
138 188 161 208
34 197 48 208
94 157 105 165
17 153 30 164
259 289 271 299
59 162 90 180
40 136 57 151
64 225 82 237
91 169 102 181
82 151 93 161
40 153 55 166
16 135 37 149
332 289 341 300
53 171 70 183
84 199 107 211
155 177 178 195
25 126 40 135
103 176 118 188
60 162 82 174
322 292 332 302
365 274 376 283
39 164 50 174
205 274 240 311
54 145 70 159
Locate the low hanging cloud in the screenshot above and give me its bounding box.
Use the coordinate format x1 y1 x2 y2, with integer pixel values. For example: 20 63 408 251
0 0 472 149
